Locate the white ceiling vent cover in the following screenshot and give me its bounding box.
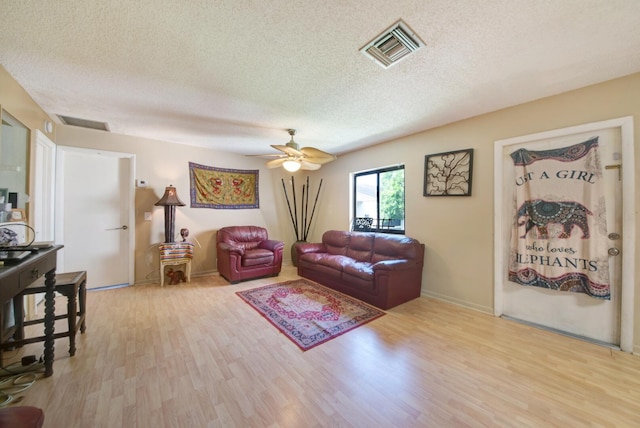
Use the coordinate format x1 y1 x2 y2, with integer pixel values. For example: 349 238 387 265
360 20 425 69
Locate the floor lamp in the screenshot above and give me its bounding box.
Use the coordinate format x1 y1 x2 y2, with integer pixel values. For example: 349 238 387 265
154 185 185 243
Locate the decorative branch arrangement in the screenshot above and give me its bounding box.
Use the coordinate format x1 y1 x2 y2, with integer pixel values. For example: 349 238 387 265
281 176 323 241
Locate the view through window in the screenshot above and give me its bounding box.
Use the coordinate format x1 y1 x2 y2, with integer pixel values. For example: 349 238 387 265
353 165 405 234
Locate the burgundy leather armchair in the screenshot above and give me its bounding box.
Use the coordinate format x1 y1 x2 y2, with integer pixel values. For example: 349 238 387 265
216 226 284 284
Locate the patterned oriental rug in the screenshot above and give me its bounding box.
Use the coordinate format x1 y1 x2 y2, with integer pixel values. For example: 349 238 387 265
236 279 385 351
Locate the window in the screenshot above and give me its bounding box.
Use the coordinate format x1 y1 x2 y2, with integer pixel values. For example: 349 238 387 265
353 165 405 234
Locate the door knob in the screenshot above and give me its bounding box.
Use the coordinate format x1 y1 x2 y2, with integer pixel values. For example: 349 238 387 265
608 247 620 256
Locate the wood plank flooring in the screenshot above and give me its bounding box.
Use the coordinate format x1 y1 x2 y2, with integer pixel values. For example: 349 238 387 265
3 265 640 427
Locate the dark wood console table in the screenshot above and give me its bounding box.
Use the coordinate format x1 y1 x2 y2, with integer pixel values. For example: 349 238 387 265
0 245 63 377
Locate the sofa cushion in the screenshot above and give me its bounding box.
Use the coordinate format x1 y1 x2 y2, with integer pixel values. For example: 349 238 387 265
322 230 351 256
345 233 375 263
371 234 421 263
341 258 374 281
299 253 350 272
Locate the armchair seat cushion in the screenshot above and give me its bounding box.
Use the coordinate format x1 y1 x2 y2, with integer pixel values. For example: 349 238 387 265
217 226 284 283
242 248 275 267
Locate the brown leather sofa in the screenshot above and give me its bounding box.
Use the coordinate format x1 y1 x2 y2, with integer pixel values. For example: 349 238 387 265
216 226 285 283
296 230 425 309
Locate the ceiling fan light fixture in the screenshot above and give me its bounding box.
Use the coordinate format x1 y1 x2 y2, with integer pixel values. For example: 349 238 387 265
256 128 335 171
283 159 301 172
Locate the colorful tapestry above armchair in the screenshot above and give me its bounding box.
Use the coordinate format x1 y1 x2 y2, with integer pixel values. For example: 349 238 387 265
189 162 259 209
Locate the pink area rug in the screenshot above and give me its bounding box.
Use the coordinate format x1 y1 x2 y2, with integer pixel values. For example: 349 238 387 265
236 279 385 351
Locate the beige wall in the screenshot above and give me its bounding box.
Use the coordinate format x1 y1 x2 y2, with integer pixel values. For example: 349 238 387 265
0 66 57 219
0 67 54 136
314 72 640 351
2 64 639 352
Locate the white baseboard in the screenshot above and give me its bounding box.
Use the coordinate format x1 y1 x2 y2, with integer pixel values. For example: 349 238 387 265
421 289 493 315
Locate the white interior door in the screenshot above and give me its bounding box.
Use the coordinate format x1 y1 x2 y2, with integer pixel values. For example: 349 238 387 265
55 146 135 289
494 117 635 351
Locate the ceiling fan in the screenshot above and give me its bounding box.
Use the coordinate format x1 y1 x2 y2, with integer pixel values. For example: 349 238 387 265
260 129 337 172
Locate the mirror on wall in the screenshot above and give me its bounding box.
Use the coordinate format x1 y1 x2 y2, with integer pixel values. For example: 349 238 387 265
0 109 30 223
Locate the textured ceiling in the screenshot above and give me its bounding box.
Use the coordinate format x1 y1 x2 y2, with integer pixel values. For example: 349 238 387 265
1 1 640 156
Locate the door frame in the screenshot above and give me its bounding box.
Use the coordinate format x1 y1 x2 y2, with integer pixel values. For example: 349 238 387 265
54 146 136 287
493 116 635 353
33 130 56 242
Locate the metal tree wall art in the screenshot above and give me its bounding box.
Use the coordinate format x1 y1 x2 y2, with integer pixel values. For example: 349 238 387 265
281 176 323 241
424 149 474 196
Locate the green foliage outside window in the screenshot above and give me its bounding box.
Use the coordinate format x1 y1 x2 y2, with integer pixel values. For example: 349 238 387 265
380 169 404 224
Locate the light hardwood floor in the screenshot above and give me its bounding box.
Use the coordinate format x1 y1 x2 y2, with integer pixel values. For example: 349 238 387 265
4 265 640 427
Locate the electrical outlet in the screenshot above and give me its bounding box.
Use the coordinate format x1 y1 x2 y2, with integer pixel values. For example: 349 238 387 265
144 212 152 221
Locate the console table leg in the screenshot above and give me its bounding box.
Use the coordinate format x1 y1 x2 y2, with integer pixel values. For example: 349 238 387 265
79 278 87 334
43 269 56 377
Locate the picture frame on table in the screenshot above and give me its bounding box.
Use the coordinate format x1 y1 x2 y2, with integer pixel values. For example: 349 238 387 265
10 208 26 222
424 148 474 196
0 188 8 204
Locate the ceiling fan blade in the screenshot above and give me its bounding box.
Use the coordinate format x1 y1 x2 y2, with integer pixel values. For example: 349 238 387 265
266 158 288 168
271 144 303 157
300 147 337 164
300 160 321 170
247 153 286 159
303 155 336 164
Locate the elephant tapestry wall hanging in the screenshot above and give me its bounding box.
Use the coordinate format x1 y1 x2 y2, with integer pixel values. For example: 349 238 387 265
508 137 611 299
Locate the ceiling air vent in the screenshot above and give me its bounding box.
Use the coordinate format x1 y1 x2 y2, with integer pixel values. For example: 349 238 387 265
360 19 425 69
58 115 110 131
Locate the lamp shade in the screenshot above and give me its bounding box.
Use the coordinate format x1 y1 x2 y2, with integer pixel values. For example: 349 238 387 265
154 185 185 206
154 185 185 243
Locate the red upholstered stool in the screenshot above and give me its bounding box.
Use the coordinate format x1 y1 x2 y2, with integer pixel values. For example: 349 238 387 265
0 406 44 428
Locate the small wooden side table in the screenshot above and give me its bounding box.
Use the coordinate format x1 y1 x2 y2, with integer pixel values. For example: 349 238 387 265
159 242 194 286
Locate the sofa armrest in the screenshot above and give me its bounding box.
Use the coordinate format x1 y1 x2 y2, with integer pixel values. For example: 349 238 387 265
218 242 244 255
296 242 327 255
372 259 415 271
260 239 285 252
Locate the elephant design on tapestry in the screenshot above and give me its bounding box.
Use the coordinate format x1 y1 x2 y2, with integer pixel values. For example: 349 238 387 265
516 199 592 239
